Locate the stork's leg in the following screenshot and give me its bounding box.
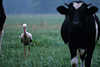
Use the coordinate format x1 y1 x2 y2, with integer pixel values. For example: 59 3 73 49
24 46 26 57
0 30 4 56
28 46 30 56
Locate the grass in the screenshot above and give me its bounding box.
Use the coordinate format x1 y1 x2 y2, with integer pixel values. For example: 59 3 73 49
0 14 100 67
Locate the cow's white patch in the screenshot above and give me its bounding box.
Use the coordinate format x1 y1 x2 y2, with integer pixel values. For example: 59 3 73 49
71 56 78 65
79 49 85 56
73 2 83 10
95 21 98 41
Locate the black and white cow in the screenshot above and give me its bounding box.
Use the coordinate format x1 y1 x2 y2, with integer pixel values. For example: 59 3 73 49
57 1 100 67
0 0 6 55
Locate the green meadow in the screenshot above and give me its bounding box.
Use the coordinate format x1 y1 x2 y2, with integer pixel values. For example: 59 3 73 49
0 15 100 67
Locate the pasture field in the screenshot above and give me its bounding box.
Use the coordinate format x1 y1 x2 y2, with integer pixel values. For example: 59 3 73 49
0 14 100 67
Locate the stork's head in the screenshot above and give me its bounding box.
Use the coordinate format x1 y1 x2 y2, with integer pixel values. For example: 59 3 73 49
23 24 27 28
23 24 27 32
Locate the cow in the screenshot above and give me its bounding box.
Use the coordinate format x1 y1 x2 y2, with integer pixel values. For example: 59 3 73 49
0 0 6 56
57 1 100 67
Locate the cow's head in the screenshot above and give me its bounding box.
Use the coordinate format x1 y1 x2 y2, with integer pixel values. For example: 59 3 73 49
57 1 98 24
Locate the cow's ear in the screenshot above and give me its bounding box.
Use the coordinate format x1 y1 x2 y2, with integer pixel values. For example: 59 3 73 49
88 6 98 14
57 6 68 15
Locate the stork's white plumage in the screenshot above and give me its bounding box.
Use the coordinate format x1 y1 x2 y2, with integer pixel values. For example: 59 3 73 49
20 24 32 57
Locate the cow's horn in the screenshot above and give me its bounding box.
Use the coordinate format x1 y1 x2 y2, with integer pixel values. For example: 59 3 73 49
87 3 92 6
87 3 92 8
65 3 68 6
65 3 70 7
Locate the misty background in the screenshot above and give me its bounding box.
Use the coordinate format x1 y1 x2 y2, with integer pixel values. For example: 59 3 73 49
3 0 100 14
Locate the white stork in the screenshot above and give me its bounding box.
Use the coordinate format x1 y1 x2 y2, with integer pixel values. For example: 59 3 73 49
20 24 32 57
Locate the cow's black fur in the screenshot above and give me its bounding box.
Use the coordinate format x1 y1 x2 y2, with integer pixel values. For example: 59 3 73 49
57 1 100 67
0 0 6 31
0 0 6 56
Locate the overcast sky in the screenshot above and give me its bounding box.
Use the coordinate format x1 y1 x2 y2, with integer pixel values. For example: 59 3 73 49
3 0 100 14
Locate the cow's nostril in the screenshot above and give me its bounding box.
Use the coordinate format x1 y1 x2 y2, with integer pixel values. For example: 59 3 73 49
73 21 79 24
